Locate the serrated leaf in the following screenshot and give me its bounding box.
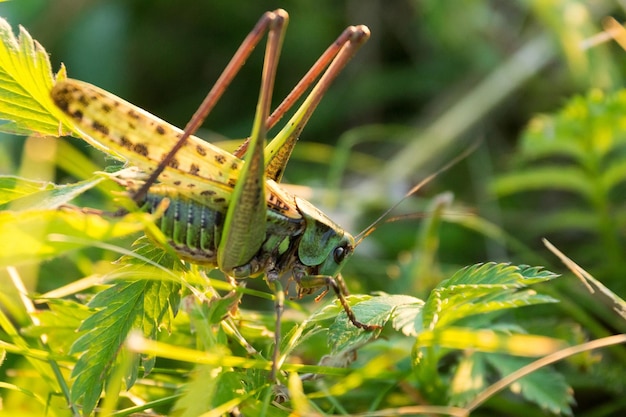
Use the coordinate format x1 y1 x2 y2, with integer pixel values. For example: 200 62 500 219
443 263 558 287
390 297 426 336
0 17 70 136
22 298 92 355
328 294 419 353
142 279 181 374
68 243 183 415
307 294 372 323
70 280 147 415
486 354 574 415
420 263 558 330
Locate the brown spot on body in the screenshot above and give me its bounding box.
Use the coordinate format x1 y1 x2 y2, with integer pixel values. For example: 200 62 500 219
78 95 90 107
231 162 238 170
53 93 69 112
215 155 226 165
120 136 132 150
156 125 166 135
189 164 200 176
168 158 179 169
200 190 216 196
214 197 225 203
269 193 290 212
133 143 149 156
71 110 83 121
196 145 206 156
227 178 236 187
174 181 181 186
128 110 140 119
92 121 109 135
101 103 112 113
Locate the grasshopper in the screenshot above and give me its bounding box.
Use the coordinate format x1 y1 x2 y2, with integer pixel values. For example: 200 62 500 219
51 9 377 378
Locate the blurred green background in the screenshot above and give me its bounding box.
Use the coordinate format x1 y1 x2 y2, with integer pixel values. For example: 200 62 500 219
2 1 626 414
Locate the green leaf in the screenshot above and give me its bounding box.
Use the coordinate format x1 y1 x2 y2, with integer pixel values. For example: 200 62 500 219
421 263 558 330
174 368 250 416
141 279 181 374
70 280 147 415
490 166 594 200
520 89 626 162
172 364 221 417
328 294 420 353
528 207 600 234
443 262 557 286
449 352 488 406
486 354 574 415
602 155 626 192
0 17 70 136
0 176 53 205
21 298 92 356
68 238 184 415
390 297 426 336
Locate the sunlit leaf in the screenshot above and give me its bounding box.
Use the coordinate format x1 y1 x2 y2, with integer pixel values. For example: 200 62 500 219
486 354 574 415
0 17 69 136
0 208 148 267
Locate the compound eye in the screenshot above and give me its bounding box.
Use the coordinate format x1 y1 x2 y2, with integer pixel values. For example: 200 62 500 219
333 245 348 264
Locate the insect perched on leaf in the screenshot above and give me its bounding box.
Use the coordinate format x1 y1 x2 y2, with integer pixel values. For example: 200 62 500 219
51 9 378 379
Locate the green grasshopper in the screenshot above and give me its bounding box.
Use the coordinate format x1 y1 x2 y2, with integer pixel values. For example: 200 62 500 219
51 9 377 378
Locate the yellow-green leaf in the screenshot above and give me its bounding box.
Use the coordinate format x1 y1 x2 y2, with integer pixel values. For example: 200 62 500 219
0 17 70 136
0 209 148 267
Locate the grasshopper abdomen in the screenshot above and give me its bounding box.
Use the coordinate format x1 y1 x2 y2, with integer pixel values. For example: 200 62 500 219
143 186 305 279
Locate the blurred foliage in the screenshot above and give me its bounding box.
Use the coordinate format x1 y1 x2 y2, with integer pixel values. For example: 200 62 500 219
1 0 626 416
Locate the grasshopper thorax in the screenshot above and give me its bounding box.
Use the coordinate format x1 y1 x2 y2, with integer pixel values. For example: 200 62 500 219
294 197 355 278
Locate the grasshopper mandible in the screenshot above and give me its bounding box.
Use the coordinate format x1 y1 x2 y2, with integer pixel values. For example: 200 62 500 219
51 9 376 378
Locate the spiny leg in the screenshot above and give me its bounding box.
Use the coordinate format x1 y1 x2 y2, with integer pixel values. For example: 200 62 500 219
130 9 290 205
266 26 369 132
300 274 381 331
264 25 369 182
233 25 371 182
328 275 381 331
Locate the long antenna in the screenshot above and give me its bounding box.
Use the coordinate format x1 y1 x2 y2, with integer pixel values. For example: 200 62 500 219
354 141 480 245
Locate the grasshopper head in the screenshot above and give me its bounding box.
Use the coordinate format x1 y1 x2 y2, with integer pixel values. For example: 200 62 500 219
315 232 355 277
295 197 355 277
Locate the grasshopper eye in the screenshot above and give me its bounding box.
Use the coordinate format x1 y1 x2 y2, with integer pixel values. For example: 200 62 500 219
333 245 348 264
